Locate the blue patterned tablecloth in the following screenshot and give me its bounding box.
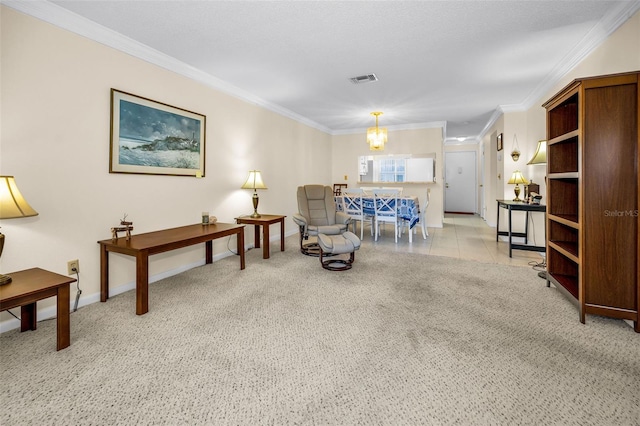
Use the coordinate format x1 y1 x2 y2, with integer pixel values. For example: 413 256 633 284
336 196 421 229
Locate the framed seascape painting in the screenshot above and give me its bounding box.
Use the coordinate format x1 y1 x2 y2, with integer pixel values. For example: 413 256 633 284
110 89 206 177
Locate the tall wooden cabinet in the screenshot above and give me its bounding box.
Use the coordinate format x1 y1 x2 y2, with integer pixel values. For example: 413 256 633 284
543 71 639 333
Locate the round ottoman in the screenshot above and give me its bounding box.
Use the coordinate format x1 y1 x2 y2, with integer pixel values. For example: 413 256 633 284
317 231 361 271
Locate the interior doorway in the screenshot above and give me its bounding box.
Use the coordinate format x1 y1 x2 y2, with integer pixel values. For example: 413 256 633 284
444 151 477 214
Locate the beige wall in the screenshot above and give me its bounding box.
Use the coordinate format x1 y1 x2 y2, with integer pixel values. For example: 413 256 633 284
331 127 444 228
2 6 639 329
491 9 639 243
0 7 333 327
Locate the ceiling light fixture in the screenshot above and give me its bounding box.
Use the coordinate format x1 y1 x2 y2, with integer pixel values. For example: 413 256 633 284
367 112 387 151
511 134 521 161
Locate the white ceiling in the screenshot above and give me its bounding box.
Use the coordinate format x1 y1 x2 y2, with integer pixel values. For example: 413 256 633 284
8 0 640 143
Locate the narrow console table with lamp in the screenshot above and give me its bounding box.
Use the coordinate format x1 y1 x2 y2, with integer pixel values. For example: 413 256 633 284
496 200 546 258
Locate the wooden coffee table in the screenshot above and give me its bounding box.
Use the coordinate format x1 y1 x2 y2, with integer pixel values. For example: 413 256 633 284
235 214 286 259
98 222 245 315
0 268 76 351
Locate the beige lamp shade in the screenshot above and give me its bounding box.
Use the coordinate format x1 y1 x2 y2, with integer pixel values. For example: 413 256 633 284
241 170 267 190
0 176 38 219
527 140 547 165
507 170 528 185
0 175 38 285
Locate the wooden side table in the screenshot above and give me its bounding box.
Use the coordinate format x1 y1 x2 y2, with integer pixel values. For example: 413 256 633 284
235 214 286 259
0 268 76 351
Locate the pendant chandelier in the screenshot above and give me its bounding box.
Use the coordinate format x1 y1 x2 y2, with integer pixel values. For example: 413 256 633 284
366 111 387 151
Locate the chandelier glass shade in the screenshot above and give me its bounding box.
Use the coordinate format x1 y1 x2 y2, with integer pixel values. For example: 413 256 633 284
367 112 387 151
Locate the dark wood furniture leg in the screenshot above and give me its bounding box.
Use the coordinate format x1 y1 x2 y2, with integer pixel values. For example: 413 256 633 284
100 243 109 302
262 224 270 259
238 230 245 269
136 252 149 316
508 206 513 258
279 217 285 253
496 201 500 242
20 303 36 331
205 240 213 264
56 283 70 350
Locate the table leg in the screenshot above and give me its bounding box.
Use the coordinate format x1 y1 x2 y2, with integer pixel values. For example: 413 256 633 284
262 224 270 259
100 244 109 302
254 225 261 249
136 252 149 315
20 303 37 331
508 208 513 258
205 240 213 264
280 218 285 252
56 284 70 350
524 211 530 244
496 201 500 242
238 230 245 270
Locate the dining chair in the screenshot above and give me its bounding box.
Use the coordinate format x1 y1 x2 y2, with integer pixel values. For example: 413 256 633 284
342 189 374 239
359 187 379 196
418 188 430 238
399 189 429 240
372 189 400 242
382 186 403 195
333 183 348 196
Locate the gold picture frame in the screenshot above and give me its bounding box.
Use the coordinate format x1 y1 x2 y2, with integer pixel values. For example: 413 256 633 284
110 89 206 177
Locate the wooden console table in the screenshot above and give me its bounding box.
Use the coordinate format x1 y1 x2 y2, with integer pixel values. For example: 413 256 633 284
98 223 245 315
235 214 286 259
0 268 76 351
496 200 546 257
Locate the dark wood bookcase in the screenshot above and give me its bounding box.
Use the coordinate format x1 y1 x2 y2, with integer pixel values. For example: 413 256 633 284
543 71 639 332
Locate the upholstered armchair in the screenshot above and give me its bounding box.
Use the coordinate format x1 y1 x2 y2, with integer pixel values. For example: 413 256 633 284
293 184 350 256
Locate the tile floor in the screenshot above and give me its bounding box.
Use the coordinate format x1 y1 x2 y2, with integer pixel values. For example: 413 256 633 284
358 213 546 269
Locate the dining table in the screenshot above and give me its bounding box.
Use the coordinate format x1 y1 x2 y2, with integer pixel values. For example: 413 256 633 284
335 195 421 242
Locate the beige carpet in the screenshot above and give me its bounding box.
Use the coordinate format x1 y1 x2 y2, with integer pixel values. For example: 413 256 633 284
1 244 639 425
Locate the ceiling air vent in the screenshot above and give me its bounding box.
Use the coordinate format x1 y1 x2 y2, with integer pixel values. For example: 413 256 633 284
349 74 378 84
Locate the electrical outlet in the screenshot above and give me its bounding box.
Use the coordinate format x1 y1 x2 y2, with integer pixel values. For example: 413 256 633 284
67 259 79 275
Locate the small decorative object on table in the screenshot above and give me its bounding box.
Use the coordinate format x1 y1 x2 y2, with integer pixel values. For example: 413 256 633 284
111 214 134 241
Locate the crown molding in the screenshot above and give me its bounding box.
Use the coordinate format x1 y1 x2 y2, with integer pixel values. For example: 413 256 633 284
504 1 640 113
485 1 640 139
4 0 638 140
2 0 333 134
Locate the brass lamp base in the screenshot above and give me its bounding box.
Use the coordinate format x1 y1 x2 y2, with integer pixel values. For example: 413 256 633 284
250 191 261 218
513 184 523 202
0 233 9 285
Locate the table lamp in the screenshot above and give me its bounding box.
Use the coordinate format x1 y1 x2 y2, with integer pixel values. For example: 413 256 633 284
507 170 528 202
241 170 267 218
0 176 39 285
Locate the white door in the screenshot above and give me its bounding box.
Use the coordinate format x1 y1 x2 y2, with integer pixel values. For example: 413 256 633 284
445 151 477 213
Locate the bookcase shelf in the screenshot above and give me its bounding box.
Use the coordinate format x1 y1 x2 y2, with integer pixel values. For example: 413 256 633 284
543 71 639 332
